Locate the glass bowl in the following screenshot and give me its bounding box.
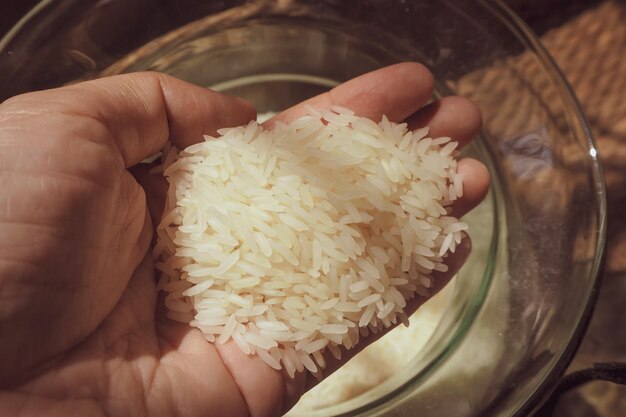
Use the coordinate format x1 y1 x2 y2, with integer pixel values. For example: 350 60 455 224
0 1 606 416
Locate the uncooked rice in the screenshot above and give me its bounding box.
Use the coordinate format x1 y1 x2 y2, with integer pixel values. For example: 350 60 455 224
154 106 467 378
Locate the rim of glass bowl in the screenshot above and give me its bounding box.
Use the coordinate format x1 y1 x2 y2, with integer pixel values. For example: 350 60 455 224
478 1 607 415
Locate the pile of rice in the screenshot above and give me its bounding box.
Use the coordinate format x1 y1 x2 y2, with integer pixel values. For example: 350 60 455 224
154 106 467 378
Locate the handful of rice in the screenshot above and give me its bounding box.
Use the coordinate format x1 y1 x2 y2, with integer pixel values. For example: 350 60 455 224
154 106 467 378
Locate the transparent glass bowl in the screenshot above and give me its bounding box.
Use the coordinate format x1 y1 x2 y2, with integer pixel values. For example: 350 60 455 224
0 1 606 416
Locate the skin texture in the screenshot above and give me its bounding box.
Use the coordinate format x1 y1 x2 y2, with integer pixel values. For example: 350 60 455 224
0 63 489 417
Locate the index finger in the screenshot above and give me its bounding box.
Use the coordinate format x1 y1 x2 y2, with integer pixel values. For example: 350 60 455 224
265 62 435 127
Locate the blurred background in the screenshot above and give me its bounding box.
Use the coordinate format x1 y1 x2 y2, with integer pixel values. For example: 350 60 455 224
1 1 624 416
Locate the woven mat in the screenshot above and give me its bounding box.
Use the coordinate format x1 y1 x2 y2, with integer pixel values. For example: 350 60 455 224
539 0 626 203
454 0 626 198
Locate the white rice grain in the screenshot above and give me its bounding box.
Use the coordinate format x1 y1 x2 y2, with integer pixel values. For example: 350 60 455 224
154 107 467 377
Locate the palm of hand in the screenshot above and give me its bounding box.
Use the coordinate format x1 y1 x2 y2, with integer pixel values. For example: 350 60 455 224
0 65 488 417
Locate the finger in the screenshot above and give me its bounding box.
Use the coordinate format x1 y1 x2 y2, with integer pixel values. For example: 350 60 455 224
305 235 471 392
406 96 482 148
155 321 251 417
124 174 156 263
0 72 256 167
403 96 487 218
213 340 303 417
265 62 435 127
129 163 168 223
450 158 491 218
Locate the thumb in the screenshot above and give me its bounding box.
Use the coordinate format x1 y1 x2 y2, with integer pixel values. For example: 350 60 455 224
0 72 257 168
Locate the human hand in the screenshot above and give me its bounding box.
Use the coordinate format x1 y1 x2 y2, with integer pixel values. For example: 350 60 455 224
0 63 488 417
